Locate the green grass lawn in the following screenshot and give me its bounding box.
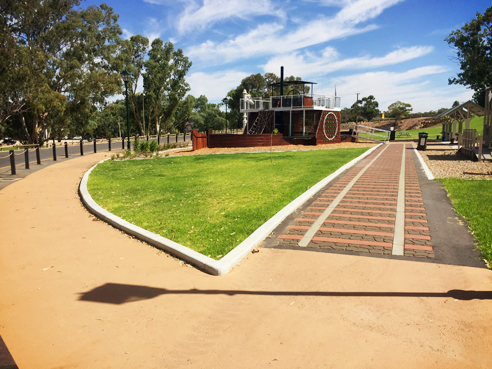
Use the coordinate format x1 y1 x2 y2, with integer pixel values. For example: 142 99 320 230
395 116 484 140
436 178 492 267
88 148 369 259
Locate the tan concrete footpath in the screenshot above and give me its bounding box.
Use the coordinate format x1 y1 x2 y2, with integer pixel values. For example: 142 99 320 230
1 151 492 369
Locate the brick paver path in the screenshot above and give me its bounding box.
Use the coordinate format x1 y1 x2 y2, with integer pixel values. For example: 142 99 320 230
274 143 434 258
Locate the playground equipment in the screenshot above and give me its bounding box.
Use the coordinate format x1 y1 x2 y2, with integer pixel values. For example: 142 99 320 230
484 87 492 148
238 67 344 146
433 101 484 142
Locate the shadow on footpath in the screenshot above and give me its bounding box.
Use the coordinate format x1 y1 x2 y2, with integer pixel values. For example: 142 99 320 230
78 283 492 305
0 335 18 369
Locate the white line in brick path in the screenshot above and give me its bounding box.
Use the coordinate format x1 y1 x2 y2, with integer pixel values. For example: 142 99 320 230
298 144 389 247
392 144 406 256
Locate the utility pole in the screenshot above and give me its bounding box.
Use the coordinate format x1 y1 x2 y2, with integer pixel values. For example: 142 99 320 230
356 93 360 123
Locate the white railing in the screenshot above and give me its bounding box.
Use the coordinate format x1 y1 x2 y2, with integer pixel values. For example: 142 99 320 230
240 98 270 111
352 124 390 143
240 94 341 112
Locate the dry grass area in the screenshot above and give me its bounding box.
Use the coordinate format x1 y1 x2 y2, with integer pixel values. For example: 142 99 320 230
417 142 492 180
166 142 377 157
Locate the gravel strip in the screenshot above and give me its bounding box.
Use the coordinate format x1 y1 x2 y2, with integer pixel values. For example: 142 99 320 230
416 142 492 180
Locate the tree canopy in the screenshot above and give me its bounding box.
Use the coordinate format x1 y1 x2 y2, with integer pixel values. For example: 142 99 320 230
446 6 492 107
351 95 380 122
0 1 193 143
387 101 413 122
1 0 123 143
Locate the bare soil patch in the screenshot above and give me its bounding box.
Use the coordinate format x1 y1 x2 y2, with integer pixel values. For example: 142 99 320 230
165 142 376 157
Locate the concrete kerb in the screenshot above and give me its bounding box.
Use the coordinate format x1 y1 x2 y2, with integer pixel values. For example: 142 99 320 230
79 143 383 276
413 147 434 180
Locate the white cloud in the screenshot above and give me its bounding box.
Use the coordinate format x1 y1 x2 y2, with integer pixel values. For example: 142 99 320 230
144 18 161 44
122 29 133 40
176 0 285 35
319 65 472 112
187 69 250 102
186 0 402 65
262 46 434 77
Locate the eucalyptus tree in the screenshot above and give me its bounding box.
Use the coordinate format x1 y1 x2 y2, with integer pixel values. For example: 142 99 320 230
351 95 380 122
173 95 196 132
1 0 123 144
120 34 149 135
143 39 192 136
387 101 413 123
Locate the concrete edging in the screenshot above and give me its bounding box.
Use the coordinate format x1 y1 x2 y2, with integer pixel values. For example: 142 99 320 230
79 144 382 276
413 148 434 180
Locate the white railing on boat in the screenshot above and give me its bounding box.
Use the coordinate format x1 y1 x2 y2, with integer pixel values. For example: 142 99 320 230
240 94 341 112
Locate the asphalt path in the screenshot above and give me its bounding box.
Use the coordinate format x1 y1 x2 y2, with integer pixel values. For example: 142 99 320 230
0 134 190 190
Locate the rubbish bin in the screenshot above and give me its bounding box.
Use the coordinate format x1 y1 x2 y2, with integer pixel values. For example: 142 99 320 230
417 132 428 150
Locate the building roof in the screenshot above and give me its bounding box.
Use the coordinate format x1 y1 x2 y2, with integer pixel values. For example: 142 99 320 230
433 100 484 120
269 80 317 87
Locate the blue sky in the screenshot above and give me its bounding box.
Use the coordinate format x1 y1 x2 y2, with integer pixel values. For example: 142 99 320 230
85 0 489 112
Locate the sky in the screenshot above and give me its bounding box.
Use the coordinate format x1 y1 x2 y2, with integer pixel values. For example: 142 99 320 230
85 0 490 113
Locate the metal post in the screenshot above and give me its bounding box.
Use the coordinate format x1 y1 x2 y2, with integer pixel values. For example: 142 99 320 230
24 147 29 169
142 93 145 140
9 150 15 175
176 133 178 143
183 132 185 141
65 142 69 158
80 139 84 156
167 134 169 144
36 145 41 164
122 137 124 149
125 82 130 150
53 143 57 161
94 139 97 153
108 137 111 151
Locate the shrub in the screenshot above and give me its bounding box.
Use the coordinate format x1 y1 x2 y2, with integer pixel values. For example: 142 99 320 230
149 140 159 153
133 139 140 153
141 140 150 155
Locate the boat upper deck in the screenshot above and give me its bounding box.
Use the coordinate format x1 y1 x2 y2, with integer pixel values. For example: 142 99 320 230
240 93 341 112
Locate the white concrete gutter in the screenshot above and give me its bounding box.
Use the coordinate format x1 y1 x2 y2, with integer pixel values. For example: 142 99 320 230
79 144 382 276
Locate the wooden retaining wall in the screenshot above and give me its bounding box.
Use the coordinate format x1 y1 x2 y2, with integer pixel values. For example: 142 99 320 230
207 131 314 148
192 129 207 151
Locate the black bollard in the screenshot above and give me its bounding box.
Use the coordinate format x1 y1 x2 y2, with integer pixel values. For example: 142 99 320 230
176 133 178 143
36 145 41 164
65 142 69 158
94 139 97 153
183 132 186 141
122 137 125 149
52 143 57 161
9 150 16 175
108 138 111 151
167 134 169 144
157 134 160 145
80 139 84 156
24 147 29 169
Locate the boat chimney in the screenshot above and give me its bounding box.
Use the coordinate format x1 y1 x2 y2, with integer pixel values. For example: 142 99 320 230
280 66 284 97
